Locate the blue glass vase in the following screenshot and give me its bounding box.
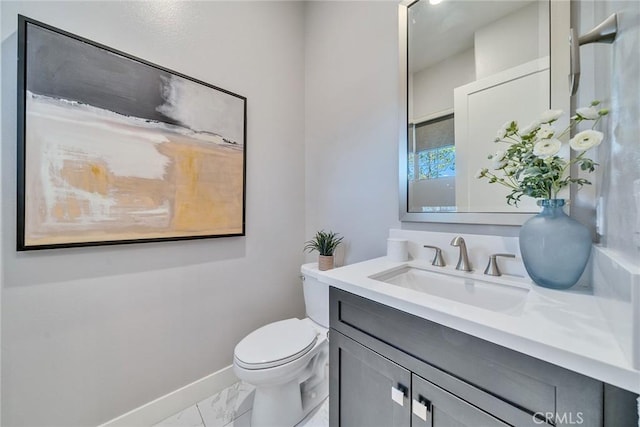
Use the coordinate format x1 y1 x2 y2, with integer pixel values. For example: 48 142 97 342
519 199 591 290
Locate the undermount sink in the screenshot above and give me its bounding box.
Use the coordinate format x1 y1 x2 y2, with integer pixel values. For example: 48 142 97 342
370 266 529 314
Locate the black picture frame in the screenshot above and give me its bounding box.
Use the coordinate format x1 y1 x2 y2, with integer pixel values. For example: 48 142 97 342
17 15 247 251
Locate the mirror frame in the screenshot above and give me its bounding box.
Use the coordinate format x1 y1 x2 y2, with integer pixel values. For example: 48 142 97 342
398 0 570 225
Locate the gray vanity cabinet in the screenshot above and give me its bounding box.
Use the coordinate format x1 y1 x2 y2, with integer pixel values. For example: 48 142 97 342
331 331 410 427
331 331 540 427
329 287 639 427
331 330 511 427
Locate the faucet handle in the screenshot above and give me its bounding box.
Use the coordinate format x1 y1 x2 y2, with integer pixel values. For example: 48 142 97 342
423 245 445 267
484 253 516 276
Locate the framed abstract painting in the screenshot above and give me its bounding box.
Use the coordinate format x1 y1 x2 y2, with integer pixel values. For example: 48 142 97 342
17 15 247 250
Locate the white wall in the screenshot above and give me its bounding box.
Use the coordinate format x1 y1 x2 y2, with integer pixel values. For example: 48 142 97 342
576 0 640 373
304 1 400 265
0 2 306 426
411 48 475 121
474 1 549 79
575 0 640 263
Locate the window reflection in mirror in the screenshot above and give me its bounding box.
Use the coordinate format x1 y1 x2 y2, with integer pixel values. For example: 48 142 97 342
409 113 456 212
407 0 550 214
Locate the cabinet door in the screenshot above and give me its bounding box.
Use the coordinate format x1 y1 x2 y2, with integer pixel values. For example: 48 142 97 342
411 374 510 427
330 331 411 427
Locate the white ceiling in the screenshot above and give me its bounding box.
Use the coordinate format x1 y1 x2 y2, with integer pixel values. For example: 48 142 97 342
408 0 536 72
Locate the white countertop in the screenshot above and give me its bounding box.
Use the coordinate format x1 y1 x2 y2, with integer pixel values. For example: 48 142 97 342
304 258 640 393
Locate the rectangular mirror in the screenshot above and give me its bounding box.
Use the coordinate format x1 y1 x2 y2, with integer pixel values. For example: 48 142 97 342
399 0 570 225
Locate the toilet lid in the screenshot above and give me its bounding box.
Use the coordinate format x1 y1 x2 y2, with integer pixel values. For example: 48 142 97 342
234 318 318 369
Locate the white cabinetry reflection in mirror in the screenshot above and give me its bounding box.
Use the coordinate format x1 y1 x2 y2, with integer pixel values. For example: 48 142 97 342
454 57 549 213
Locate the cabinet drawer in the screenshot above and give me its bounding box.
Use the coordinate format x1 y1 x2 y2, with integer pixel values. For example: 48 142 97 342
330 287 602 424
412 374 510 427
411 372 550 427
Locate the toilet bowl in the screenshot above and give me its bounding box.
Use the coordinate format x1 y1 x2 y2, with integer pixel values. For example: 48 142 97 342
232 265 329 427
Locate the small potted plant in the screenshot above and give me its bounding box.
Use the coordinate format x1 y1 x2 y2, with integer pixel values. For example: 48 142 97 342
304 230 344 271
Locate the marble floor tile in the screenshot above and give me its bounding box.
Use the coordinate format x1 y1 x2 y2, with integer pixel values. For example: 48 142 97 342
197 381 255 427
225 409 251 427
156 382 328 427
153 405 204 427
297 398 329 427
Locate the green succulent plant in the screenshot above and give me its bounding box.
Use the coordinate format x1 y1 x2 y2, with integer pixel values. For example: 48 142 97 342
304 230 343 256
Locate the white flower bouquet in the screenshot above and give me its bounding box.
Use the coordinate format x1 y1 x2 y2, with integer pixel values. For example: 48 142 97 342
476 101 608 206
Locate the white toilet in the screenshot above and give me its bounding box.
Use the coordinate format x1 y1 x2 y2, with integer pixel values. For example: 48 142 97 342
233 264 329 427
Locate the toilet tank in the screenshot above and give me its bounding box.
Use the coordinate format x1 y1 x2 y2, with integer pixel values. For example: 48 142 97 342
301 264 329 328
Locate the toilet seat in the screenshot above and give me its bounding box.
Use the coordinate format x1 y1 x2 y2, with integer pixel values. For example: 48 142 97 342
234 318 318 370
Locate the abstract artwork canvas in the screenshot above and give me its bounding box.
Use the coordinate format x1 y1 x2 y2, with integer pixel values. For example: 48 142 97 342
17 16 246 250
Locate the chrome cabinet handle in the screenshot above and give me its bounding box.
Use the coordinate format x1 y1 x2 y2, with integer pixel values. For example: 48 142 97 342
391 384 408 406
412 396 432 423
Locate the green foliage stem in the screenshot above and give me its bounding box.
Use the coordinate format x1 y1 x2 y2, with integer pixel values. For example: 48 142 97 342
304 230 344 256
478 104 606 206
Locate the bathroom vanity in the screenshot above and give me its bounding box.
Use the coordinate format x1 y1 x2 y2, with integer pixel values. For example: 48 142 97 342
329 287 635 426
305 247 640 427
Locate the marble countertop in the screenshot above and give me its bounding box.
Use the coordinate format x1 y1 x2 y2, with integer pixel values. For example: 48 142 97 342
303 258 640 393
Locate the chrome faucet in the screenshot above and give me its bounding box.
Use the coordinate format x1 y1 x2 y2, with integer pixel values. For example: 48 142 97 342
450 236 472 272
